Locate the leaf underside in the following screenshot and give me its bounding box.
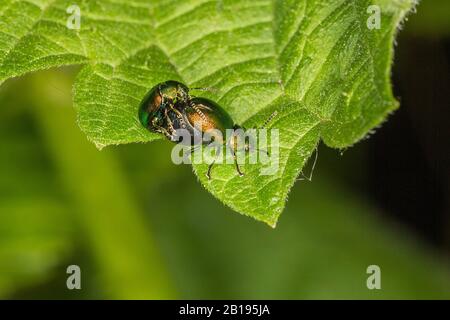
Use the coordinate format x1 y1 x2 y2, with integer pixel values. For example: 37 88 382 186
0 0 414 226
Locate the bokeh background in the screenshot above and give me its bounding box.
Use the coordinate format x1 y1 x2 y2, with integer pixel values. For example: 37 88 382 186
0 0 449 299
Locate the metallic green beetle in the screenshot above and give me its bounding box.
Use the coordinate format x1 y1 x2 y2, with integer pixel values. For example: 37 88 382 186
138 80 190 140
138 80 276 179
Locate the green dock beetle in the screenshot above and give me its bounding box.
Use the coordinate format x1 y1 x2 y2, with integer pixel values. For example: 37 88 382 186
138 80 190 140
138 80 277 179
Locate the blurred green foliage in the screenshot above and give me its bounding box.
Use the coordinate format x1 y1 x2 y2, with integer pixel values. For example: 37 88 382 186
0 68 449 299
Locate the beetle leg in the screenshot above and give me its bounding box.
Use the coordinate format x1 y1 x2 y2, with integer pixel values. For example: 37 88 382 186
205 146 221 180
206 159 216 180
168 104 187 129
152 117 173 140
164 108 175 134
159 126 173 140
231 148 244 177
169 103 183 119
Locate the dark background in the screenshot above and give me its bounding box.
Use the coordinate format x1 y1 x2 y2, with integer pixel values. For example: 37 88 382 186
370 35 449 252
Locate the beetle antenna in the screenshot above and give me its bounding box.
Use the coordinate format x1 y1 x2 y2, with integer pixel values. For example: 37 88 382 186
190 87 220 93
298 146 319 182
259 111 278 129
189 144 202 155
257 148 270 157
245 144 270 157
189 100 209 124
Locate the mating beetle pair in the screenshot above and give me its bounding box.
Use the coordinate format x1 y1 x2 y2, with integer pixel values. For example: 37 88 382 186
138 80 276 179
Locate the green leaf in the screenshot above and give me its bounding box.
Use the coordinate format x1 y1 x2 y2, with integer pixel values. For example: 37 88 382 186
0 0 415 225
